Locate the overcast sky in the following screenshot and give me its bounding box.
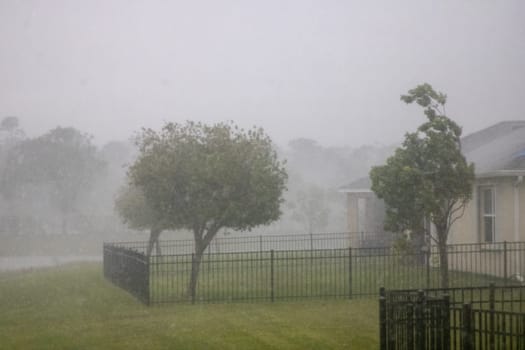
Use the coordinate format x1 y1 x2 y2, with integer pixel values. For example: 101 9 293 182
1 0 524 147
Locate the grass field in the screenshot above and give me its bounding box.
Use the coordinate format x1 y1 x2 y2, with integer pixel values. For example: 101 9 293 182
0 263 379 350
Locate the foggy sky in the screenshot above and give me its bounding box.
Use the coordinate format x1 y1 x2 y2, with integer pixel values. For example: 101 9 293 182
1 0 524 147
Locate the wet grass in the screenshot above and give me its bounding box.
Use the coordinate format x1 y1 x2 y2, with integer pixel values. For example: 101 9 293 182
0 263 378 350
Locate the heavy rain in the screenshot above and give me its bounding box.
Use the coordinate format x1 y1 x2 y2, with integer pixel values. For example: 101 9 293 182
1 1 524 349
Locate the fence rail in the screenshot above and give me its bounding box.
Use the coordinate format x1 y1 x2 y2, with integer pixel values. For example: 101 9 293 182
103 237 525 305
109 231 398 256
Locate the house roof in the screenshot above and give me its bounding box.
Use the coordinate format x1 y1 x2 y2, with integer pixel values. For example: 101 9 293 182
463 121 525 175
462 121 525 153
338 177 372 193
340 120 525 191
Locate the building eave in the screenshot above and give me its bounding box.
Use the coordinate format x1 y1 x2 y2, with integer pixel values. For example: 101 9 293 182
476 170 525 179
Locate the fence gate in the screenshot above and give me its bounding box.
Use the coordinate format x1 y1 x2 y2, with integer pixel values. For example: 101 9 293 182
380 288 451 350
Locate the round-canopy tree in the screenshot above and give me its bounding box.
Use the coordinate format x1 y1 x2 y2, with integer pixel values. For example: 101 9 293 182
126 121 287 301
370 83 475 288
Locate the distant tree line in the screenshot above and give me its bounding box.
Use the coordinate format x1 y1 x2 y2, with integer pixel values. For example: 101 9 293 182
0 117 134 236
0 116 395 240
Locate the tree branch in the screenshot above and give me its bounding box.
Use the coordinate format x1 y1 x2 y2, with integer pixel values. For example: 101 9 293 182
202 224 222 250
448 202 468 229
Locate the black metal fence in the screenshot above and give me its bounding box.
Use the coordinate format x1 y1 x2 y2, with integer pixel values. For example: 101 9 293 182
379 284 525 350
103 243 149 304
103 236 525 305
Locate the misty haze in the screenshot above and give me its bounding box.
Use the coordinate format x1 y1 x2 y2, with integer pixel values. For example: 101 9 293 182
1 1 524 349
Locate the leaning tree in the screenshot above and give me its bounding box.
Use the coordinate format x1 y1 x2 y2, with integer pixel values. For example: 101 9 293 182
370 83 475 288
126 121 287 301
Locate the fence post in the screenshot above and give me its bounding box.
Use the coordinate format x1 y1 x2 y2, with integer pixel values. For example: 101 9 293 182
103 243 107 279
379 287 387 350
489 283 495 350
426 247 431 289
407 303 414 350
503 241 508 284
259 235 263 253
521 314 525 350
415 290 425 350
462 303 474 350
348 247 353 299
144 254 150 306
443 294 451 350
310 233 314 251
191 253 196 304
270 250 275 302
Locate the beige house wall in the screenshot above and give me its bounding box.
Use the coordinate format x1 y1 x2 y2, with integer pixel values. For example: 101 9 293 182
345 192 387 247
450 176 525 244
343 176 525 279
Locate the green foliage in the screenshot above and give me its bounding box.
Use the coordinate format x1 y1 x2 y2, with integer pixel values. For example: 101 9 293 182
370 83 475 287
114 184 166 255
127 121 287 297
391 234 418 265
114 184 161 232
128 121 287 240
371 83 474 236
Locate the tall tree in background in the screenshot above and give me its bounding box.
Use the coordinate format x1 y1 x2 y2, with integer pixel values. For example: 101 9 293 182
127 121 287 301
2 127 105 234
370 83 475 288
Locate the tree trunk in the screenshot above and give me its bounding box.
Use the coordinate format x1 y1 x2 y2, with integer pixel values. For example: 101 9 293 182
146 228 162 257
155 239 162 256
189 247 204 303
438 237 449 288
188 227 221 303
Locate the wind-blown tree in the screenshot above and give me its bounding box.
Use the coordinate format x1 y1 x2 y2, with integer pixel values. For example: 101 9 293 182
114 184 166 256
370 83 475 288
127 121 287 301
2 127 105 234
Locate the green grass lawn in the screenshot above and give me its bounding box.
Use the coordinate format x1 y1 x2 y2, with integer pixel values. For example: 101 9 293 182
0 263 379 350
